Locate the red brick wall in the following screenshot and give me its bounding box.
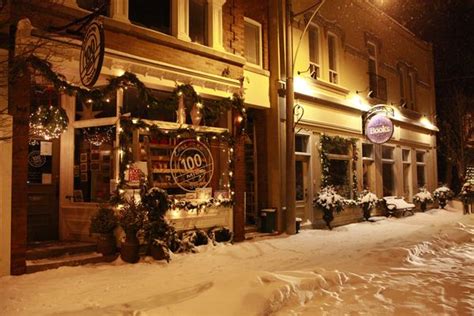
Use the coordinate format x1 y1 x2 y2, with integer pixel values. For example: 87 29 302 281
243 0 270 70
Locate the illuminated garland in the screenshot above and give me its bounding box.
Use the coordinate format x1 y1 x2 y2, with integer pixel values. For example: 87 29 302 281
18 55 246 134
29 105 69 140
169 197 234 214
83 126 114 146
319 134 358 197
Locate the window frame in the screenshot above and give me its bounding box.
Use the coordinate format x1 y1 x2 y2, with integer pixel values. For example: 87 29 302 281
308 24 321 80
381 145 396 196
327 33 338 84
416 150 427 189
243 17 263 68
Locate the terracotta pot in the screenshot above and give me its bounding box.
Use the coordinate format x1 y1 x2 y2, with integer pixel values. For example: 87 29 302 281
120 234 140 263
97 233 116 256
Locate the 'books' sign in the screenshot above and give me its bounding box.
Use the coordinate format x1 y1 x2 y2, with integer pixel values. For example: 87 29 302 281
365 113 394 144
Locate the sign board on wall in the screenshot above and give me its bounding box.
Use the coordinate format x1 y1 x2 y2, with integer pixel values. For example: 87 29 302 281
79 20 105 88
170 139 214 192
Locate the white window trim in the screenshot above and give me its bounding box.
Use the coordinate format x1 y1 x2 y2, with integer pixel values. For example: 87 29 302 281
362 143 374 161
244 17 263 68
367 41 378 75
327 32 338 84
308 24 321 79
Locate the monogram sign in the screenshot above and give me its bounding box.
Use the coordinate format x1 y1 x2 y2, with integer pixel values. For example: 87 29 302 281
80 20 104 88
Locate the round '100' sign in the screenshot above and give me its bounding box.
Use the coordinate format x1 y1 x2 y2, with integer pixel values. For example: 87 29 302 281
170 139 214 192
80 20 105 88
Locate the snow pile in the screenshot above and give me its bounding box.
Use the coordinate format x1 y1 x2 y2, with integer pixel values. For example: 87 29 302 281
0 208 473 316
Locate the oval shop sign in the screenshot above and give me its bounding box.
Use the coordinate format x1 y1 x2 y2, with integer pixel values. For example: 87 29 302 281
365 113 394 144
79 20 105 88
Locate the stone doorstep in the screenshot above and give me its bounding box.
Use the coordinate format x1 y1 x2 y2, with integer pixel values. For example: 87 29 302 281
26 241 97 260
245 231 280 241
26 252 118 274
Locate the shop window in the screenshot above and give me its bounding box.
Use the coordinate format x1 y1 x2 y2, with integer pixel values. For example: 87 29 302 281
328 33 338 84
416 151 426 188
328 159 350 197
295 134 310 153
189 0 208 45
129 0 171 34
77 0 110 16
308 25 320 79
402 149 412 197
73 126 115 202
75 91 117 121
362 143 374 191
244 18 262 67
122 87 175 121
382 146 395 196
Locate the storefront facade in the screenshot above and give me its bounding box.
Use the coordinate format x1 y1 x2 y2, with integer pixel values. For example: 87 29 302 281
5 0 272 275
267 0 438 229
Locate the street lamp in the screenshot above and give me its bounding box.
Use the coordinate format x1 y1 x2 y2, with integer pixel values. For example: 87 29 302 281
285 0 327 234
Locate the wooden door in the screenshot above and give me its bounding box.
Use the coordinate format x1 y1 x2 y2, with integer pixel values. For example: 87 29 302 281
27 139 59 242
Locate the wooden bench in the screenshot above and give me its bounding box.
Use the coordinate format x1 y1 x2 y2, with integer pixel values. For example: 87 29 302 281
382 196 415 217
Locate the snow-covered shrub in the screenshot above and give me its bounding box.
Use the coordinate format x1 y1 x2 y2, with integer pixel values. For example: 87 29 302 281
90 207 117 234
460 182 473 214
358 190 379 221
314 186 344 229
433 185 454 209
313 186 345 212
117 197 146 236
414 187 434 203
413 187 433 212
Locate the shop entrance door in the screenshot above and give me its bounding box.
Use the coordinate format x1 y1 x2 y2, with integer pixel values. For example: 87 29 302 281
295 156 311 221
27 138 60 242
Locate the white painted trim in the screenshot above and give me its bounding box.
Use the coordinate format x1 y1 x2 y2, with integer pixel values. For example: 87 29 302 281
0 116 12 276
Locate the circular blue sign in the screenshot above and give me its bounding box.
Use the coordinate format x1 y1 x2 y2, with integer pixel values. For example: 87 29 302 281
365 114 394 144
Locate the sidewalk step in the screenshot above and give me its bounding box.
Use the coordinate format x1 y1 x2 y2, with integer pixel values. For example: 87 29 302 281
26 241 97 260
26 252 118 274
245 231 279 240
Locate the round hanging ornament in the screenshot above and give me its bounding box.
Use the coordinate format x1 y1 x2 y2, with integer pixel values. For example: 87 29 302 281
29 105 69 140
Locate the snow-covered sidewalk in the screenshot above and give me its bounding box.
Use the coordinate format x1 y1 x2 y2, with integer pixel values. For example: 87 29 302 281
1 208 473 315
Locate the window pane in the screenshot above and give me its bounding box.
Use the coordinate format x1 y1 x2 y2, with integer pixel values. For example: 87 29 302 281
328 159 350 198
416 151 425 163
74 126 115 202
368 59 376 74
383 162 395 196
75 90 117 120
362 143 373 159
245 22 260 65
402 149 411 162
417 165 426 188
296 161 304 201
129 0 171 34
295 135 308 153
382 146 393 160
328 35 336 71
309 27 319 64
368 43 376 57
189 0 207 45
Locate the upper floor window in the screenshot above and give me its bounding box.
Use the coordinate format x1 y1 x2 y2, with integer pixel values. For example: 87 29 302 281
244 17 262 67
189 0 208 45
129 0 171 34
77 0 109 16
367 41 377 75
328 33 338 84
308 25 320 79
408 71 416 108
398 64 416 110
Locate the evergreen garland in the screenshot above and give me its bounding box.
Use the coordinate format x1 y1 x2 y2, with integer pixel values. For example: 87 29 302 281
319 134 358 196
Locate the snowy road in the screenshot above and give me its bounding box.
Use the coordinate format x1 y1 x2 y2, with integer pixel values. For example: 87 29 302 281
1 208 473 315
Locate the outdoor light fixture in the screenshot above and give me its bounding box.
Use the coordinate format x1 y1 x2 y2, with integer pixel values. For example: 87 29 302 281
356 88 374 98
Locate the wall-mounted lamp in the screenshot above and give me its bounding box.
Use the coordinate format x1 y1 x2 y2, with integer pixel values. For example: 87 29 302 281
400 99 407 108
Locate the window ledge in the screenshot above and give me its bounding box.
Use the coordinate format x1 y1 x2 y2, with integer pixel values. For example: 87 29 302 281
244 64 270 76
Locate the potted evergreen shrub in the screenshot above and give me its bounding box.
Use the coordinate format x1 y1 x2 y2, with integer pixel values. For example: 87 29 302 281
359 190 379 221
433 185 454 209
118 197 146 263
141 187 174 261
413 187 434 212
313 186 344 230
90 207 117 256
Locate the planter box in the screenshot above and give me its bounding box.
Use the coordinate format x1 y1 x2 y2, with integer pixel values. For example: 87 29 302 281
167 206 233 232
312 206 363 229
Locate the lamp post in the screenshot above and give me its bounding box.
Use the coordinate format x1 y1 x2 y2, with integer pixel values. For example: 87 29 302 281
285 0 326 234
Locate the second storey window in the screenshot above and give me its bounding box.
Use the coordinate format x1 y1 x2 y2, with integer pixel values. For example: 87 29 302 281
328 33 338 84
244 18 262 67
129 0 171 35
308 25 320 79
189 0 208 45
